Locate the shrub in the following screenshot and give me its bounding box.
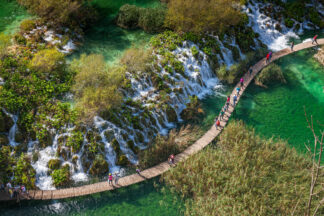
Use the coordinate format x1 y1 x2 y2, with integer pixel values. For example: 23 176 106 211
48 159 61 170
116 4 140 29
180 96 204 123
89 154 109 176
190 46 199 59
163 121 320 215
14 153 36 189
14 33 27 45
120 47 153 74
20 19 36 33
165 0 242 34
30 48 65 75
138 7 166 33
51 164 71 187
284 18 294 28
66 131 84 153
0 33 11 59
255 63 286 88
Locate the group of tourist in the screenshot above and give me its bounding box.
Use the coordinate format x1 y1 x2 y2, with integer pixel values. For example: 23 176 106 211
291 34 318 51
107 173 120 185
1 182 27 200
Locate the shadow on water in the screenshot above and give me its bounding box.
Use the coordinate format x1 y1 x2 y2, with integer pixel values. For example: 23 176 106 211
0 178 184 216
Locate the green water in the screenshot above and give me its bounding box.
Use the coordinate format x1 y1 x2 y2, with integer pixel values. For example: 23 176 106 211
0 0 31 34
71 0 160 64
0 178 184 216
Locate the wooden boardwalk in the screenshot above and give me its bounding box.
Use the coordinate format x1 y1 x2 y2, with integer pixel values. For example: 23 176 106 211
1 39 323 201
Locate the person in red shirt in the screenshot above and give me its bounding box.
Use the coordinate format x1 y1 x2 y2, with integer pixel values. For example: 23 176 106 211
266 53 270 63
312 35 318 45
215 119 221 130
225 96 230 110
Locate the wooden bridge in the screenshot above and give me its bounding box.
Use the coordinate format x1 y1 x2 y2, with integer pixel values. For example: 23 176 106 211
1 39 323 201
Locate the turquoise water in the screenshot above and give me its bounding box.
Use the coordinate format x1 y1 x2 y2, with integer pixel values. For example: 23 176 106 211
0 0 32 34
71 0 160 64
0 178 184 216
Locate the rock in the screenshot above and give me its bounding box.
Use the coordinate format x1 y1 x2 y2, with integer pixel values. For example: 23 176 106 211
89 154 109 176
15 130 25 143
165 105 177 122
48 159 61 170
72 156 78 165
116 154 130 166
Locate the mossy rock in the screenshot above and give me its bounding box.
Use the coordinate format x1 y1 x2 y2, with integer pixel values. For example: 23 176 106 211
136 132 145 143
104 130 115 142
72 156 78 165
116 4 140 29
39 131 54 148
0 111 14 133
116 154 130 166
15 130 25 143
0 134 9 146
48 159 61 170
89 155 109 176
32 151 39 163
111 138 121 155
127 140 140 154
51 164 71 187
59 148 70 161
81 155 91 172
165 105 177 122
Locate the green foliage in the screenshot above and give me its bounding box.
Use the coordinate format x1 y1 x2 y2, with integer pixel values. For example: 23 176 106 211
120 47 153 74
17 0 96 28
0 33 11 59
71 54 125 121
14 33 27 45
0 146 15 184
190 46 199 59
165 0 242 34
117 4 166 33
14 153 36 189
284 18 294 28
163 121 321 215
51 164 71 187
48 159 61 170
89 154 109 176
30 48 65 75
255 63 286 88
20 19 36 33
180 96 204 123
150 31 183 52
66 131 83 153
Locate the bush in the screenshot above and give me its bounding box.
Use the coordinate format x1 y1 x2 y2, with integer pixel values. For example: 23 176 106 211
89 154 109 176
255 63 286 88
14 153 36 189
165 0 242 34
117 4 166 33
284 18 294 28
66 131 83 153
48 159 61 170
30 48 65 75
163 121 321 215
14 33 27 45
51 164 71 187
71 54 125 121
0 33 11 59
20 19 36 33
116 4 140 29
180 96 204 123
120 47 153 74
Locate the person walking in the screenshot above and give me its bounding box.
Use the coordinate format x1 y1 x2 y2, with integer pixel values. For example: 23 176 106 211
220 109 225 120
266 53 270 63
290 41 294 51
225 96 230 110
236 87 241 95
114 173 119 185
136 167 141 174
215 119 221 130
108 173 113 185
249 67 253 76
233 94 237 106
269 51 273 62
312 35 318 45
240 78 244 87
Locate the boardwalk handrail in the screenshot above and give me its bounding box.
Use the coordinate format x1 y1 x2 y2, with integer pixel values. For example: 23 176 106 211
1 39 323 201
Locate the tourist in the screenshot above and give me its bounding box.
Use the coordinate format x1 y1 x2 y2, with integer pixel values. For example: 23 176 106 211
0 183 4 191
312 35 318 45
114 173 119 185
290 41 294 51
136 167 141 174
249 67 253 76
233 94 237 106
240 78 244 87
8 188 13 198
6 182 12 190
269 51 273 61
220 109 225 120
225 96 230 110
215 119 221 130
108 173 113 185
266 53 270 63
236 87 241 95
21 185 26 194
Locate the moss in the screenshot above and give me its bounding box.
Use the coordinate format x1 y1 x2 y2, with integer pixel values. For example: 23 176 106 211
0 134 9 146
72 156 78 165
20 19 36 33
255 63 286 88
191 46 199 59
165 105 177 122
284 18 294 28
66 131 83 153
89 154 109 176
51 164 71 187
127 140 140 154
32 151 39 163
104 130 115 142
48 159 61 170
0 110 14 133
116 154 130 166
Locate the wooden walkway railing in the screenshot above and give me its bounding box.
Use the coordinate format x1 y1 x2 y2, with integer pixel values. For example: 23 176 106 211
1 38 323 201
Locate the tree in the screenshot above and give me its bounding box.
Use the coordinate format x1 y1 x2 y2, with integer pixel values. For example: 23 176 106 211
165 0 242 34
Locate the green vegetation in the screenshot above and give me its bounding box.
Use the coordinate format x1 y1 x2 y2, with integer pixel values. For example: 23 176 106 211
163 121 322 215
48 159 61 171
89 154 109 176
19 19 36 33
120 47 153 74
71 54 126 121
116 4 166 33
180 96 204 123
66 131 84 153
255 63 286 88
216 48 268 83
16 0 96 28
165 0 242 34
51 164 71 187
0 33 11 58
